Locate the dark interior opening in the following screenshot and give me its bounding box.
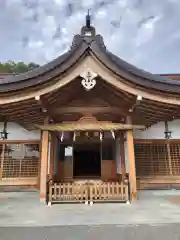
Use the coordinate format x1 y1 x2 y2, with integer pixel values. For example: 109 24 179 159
73 143 101 178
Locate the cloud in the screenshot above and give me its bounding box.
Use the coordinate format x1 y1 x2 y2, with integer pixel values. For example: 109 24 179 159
0 0 180 73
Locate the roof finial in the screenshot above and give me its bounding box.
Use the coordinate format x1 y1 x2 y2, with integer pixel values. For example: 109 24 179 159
86 9 91 28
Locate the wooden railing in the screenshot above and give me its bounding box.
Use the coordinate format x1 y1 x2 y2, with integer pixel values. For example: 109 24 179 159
89 182 128 203
48 180 129 204
48 181 88 203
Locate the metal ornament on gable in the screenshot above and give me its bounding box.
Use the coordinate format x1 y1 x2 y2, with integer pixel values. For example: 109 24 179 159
80 69 97 91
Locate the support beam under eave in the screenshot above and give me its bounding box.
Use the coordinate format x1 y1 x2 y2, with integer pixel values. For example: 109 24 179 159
40 117 49 203
126 116 137 201
49 132 56 180
119 131 126 181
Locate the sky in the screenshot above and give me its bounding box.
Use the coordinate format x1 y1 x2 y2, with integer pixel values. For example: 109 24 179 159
0 0 180 73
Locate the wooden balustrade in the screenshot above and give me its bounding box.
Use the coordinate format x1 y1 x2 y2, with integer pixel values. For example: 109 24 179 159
48 180 88 203
89 181 128 203
48 180 129 204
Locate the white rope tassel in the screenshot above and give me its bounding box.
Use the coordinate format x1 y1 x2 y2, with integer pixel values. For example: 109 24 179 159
73 132 76 142
60 132 64 142
100 132 103 141
111 130 115 139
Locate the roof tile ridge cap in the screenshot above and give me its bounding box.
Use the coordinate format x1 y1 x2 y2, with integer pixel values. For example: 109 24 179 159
93 34 106 49
71 34 84 49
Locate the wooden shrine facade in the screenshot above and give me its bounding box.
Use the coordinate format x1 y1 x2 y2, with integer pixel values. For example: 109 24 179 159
42 118 137 204
1 15 180 203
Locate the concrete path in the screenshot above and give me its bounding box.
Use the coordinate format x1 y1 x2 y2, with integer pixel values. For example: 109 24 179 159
1 224 180 240
0 190 180 227
1 190 180 239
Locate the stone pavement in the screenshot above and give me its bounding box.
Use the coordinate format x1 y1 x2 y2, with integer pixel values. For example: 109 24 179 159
1 190 180 239
1 224 180 240
1 190 180 226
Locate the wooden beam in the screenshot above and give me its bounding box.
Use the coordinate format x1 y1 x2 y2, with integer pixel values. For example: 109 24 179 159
140 101 178 114
97 84 133 110
99 81 133 104
2 104 38 114
40 117 49 202
37 130 42 190
96 83 151 124
52 106 129 115
49 132 56 180
136 104 178 118
126 116 137 201
36 122 145 131
0 144 5 179
119 131 126 180
36 97 58 123
99 82 180 121
0 140 40 144
47 82 82 107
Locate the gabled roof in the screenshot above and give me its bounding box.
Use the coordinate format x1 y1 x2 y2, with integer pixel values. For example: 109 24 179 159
160 73 180 80
1 23 180 93
0 73 16 80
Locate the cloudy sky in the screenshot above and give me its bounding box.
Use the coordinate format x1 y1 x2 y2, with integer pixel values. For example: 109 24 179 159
0 0 180 73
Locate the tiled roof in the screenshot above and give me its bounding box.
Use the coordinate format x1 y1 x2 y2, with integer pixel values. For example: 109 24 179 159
0 24 180 94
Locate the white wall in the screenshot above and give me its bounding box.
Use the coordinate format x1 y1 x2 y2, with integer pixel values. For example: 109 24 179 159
133 119 180 139
0 122 40 140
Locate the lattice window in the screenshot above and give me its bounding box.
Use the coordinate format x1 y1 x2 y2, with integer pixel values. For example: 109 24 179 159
0 143 40 179
170 143 180 175
134 142 169 177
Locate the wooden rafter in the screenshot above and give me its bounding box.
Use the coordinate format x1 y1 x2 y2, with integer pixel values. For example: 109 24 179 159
35 97 57 123
52 106 129 115
46 80 82 107
99 80 134 104
0 73 180 127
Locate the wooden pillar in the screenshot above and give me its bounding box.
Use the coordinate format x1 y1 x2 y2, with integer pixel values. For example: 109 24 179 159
0 121 7 179
49 132 56 180
126 116 137 200
40 118 49 202
119 131 126 180
166 141 173 175
164 122 173 175
0 144 5 179
37 131 42 189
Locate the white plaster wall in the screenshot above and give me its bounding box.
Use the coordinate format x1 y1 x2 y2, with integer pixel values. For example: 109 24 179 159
0 122 40 140
133 119 180 139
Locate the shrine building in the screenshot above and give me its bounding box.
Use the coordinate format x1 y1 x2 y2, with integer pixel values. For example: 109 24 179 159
1 14 180 204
